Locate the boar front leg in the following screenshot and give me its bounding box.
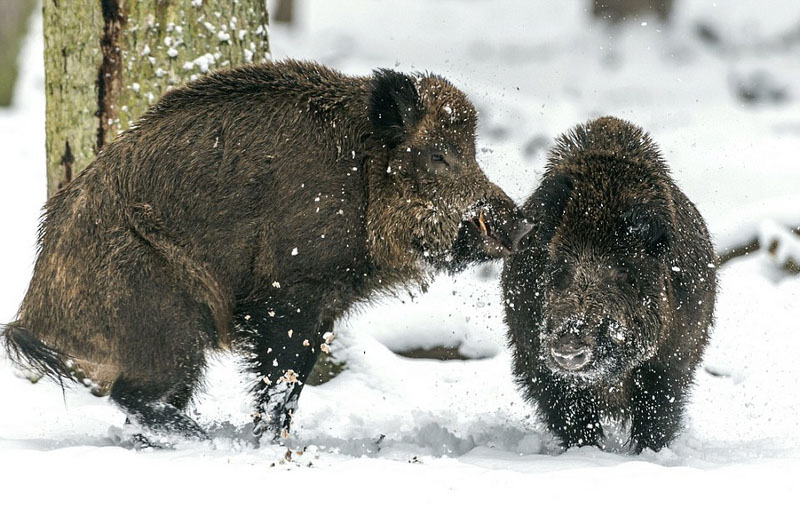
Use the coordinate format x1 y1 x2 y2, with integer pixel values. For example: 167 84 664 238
537 376 604 449
629 362 690 452
236 303 329 442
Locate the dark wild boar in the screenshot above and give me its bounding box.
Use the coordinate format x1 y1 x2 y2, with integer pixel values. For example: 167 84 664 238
3 60 529 442
502 117 716 452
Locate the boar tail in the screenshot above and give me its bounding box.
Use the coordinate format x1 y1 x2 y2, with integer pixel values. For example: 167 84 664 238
2 324 78 384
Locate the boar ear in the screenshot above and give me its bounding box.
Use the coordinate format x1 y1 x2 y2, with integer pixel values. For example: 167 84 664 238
622 206 672 257
526 173 573 245
369 69 423 148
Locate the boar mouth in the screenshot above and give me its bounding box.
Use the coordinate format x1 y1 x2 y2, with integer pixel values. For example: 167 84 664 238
443 203 529 271
467 209 512 255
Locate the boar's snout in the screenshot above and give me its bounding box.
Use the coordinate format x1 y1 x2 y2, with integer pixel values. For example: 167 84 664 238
510 218 535 252
444 187 529 271
550 332 593 371
467 194 532 257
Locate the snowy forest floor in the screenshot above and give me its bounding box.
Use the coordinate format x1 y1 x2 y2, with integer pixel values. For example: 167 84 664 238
2 1 800 507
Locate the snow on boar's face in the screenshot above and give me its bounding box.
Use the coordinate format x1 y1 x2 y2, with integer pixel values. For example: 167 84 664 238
534 172 673 385
369 70 530 271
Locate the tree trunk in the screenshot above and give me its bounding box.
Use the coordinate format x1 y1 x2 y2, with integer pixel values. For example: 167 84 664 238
0 0 37 106
44 0 270 197
591 0 674 24
271 0 294 25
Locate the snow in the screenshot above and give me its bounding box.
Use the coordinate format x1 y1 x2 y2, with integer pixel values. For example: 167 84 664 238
183 52 217 73
2 1 800 506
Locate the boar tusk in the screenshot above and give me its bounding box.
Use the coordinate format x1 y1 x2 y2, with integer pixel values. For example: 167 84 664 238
478 210 489 236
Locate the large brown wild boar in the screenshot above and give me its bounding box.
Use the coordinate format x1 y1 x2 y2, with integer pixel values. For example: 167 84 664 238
3 60 529 442
502 117 716 452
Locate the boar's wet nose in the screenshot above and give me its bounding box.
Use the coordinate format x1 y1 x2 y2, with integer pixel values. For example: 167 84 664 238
555 332 583 351
511 220 535 252
551 334 592 371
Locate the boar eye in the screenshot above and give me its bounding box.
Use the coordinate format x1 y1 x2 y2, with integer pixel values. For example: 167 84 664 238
551 266 571 291
614 267 635 286
430 153 449 166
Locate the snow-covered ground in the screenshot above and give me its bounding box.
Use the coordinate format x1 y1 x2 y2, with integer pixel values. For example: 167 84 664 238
2 1 800 506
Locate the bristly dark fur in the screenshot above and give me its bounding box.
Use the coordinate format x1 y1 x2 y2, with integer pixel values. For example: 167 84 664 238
502 116 717 453
3 59 529 442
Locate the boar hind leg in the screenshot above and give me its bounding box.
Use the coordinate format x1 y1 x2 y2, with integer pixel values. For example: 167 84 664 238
236 303 328 441
108 331 209 441
629 363 689 452
110 376 208 440
106 245 214 440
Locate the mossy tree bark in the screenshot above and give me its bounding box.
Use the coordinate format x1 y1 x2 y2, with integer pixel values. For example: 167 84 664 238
44 0 270 197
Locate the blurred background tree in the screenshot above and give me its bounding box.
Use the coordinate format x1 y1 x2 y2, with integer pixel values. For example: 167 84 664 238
591 0 674 24
271 0 295 25
0 0 37 106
